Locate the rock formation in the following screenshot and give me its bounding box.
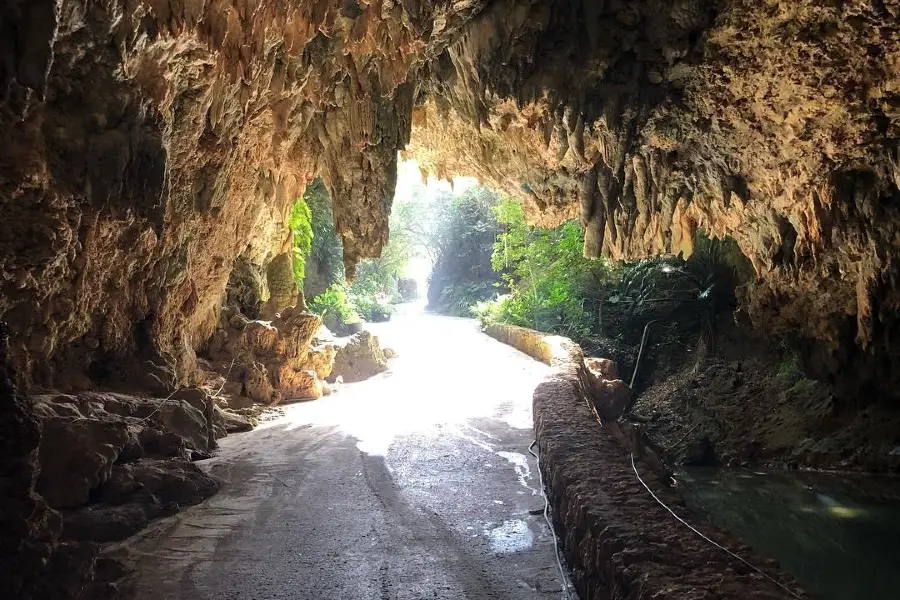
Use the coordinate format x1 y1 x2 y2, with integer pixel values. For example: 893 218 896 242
584 357 632 421
329 330 389 384
206 303 336 404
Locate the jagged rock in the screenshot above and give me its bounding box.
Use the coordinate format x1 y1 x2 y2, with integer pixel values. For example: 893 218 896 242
215 407 255 434
585 358 618 381
272 370 323 405
226 256 267 319
211 304 335 405
584 359 632 422
404 1 900 400
37 416 131 509
305 344 338 380
243 361 275 404
0 323 90 598
384 348 397 359
62 459 218 543
330 331 389 384
261 253 304 319
3 1 900 593
33 392 221 510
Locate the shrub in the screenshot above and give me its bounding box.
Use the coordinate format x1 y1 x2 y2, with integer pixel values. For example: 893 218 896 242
310 284 360 332
491 199 617 338
351 292 394 322
427 187 501 314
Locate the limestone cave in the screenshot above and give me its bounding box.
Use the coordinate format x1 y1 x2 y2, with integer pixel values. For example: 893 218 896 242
2 0 900 598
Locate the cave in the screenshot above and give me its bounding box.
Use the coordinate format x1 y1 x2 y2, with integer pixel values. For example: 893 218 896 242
2 0 900 598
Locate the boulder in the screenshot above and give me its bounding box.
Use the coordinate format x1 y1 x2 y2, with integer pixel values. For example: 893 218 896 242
210 304 335 406
304 344 337 380
583 358 632 422
34 391 222 510
62 459 219 543
37 416 131 509
585 357 619 381
272 368 323 404
329 331 389 383
215 407 255 433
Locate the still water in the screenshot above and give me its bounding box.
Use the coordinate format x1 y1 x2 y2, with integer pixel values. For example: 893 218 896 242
679 468 900 600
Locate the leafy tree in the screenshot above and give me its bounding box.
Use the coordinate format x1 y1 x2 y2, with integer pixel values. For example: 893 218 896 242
427 187 502 315
480 199 617 337
304 177 426 325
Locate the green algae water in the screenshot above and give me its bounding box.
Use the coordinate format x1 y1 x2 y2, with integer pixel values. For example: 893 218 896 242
678 468 900 600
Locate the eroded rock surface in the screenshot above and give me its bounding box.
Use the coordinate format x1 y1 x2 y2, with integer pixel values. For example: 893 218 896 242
407 0 900 396
0 0 490 393
329 330 388 384
206 303 336 404
2 0 899 398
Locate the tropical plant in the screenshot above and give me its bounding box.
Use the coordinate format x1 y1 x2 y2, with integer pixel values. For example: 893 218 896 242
309 284 360 332
612 233 747 355
288 196 313 286
489 199 617 337
303 180 345 299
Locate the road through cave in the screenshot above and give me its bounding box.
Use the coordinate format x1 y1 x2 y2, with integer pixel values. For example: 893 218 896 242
116 304 570 599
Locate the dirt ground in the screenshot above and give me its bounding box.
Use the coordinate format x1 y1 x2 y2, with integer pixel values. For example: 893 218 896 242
629 324 900 474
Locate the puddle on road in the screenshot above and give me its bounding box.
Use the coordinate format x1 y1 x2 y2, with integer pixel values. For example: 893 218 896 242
497 451 539 496
485 519 535 553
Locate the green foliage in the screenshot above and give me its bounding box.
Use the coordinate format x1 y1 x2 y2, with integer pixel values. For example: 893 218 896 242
288 196 313 286
616 234 744 318
427 187 501 315
777 356 803 380
304 180 345 297
435 282 497 317
351 292 394 322
309 284 360 332
611 234 745 356
489 199 617 337
304 177 429 325
345 191 427 318
616 257 697 318
777 354 818 396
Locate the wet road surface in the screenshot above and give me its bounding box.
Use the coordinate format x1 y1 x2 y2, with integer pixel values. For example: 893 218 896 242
118 307 570 599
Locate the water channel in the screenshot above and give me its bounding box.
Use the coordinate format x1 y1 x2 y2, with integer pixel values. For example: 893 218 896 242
679 468 900 600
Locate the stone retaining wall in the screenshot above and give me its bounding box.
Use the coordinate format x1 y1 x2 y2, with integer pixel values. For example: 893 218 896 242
484 322 805 600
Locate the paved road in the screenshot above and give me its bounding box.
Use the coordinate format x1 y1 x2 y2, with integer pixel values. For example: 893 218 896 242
120 306 570 599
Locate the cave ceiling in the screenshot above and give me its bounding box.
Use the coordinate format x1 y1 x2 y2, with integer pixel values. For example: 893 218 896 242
1 0 899 392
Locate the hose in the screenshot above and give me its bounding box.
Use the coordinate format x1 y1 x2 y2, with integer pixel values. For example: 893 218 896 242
529 440 573 600
629 453 802 599
629 319 659 390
